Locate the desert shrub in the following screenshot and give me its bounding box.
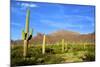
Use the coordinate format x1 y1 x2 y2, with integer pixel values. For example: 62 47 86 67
85 45 95 52
11 57 38 66
46 45 62 54
11 43 95 66
43 54 64 64
27 47 42 57
82 51 95 61
45 48 54 54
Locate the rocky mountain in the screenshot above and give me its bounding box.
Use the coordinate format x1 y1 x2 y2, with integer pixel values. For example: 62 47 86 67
11 30 95 45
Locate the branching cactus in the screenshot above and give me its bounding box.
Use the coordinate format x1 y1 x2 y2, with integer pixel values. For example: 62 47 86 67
62 39 65 53
22 8 33 58
42 34 46 54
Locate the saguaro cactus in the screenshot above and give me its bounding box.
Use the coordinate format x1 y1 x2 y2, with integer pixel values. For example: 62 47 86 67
42 34 46 54
22 8 33 58
62 39 65 53
65 41 68 51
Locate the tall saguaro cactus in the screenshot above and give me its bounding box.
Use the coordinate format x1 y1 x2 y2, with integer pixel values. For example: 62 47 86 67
42 34 46 54
65 41 68 51
22 8 33 58
62 39 65 53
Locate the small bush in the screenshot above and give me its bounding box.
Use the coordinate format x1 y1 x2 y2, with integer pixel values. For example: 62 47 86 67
83 51 95 61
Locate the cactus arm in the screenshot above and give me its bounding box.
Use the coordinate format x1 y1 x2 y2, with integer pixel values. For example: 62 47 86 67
28 35 32 41
22 30 25 40
30 28 33 35
28 29 33 40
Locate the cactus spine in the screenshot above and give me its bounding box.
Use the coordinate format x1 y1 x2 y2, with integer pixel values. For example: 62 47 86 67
62 39 64 53
42 34 46 54
22 8 33 58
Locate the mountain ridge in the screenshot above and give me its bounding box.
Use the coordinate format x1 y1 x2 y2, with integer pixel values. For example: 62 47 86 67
11 30 95 45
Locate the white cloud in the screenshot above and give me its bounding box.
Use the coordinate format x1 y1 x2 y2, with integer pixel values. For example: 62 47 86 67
21 3 38 8
11 22 23 27
40 19 82 29
64 15 93 21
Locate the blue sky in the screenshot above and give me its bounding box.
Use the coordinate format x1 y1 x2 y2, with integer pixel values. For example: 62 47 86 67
11 1 95 40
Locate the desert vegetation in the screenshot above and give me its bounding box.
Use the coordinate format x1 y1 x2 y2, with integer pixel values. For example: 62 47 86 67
11 41 95 66
11 9 95 66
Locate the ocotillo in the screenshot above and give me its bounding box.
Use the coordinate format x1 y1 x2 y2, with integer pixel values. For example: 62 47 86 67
22 8 33 58
42 34 46 54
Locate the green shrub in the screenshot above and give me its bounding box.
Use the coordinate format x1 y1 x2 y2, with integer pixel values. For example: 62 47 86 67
11 43 95 66
82 51 95 61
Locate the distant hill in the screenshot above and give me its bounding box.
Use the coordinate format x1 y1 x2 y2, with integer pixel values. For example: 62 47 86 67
11 30 95 45
50 30 80 36
79 32 95 43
